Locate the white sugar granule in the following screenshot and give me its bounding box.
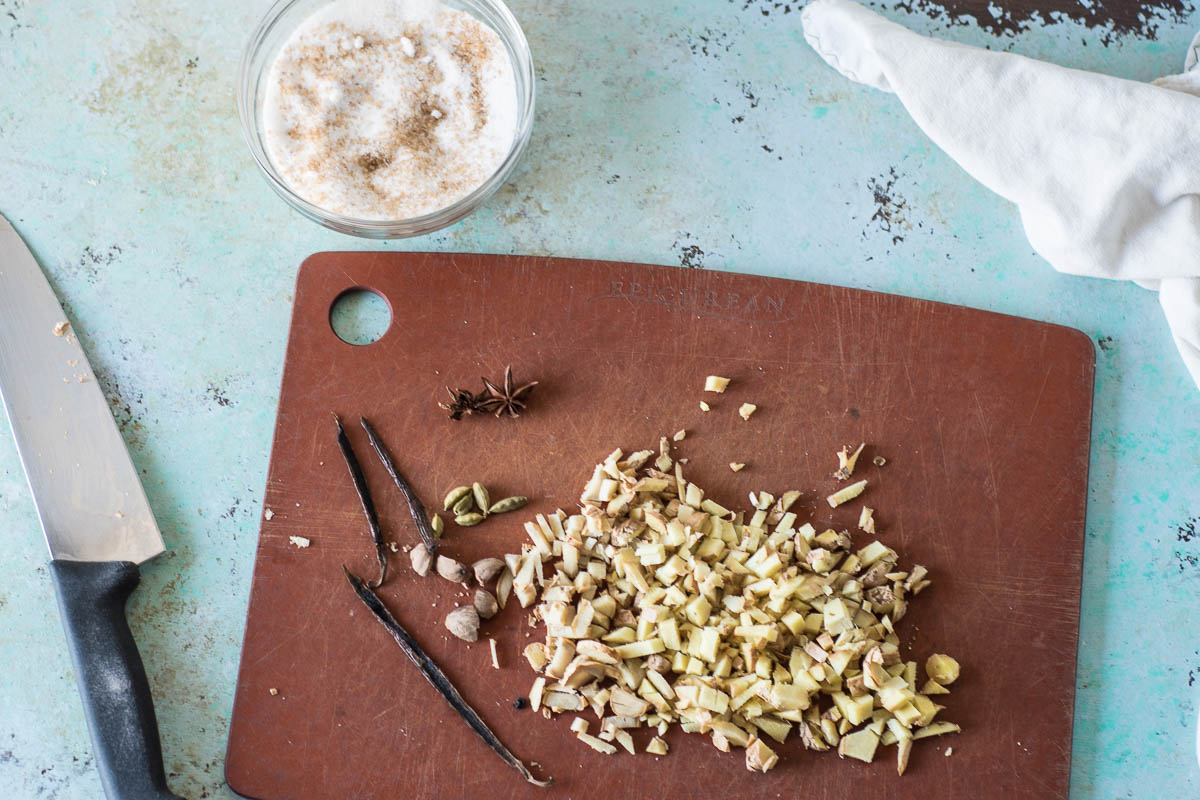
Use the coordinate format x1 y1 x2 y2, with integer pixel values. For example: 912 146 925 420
263 0 517 220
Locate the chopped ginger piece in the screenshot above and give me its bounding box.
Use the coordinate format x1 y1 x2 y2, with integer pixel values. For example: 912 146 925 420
897 737 913 776
838 727 879 763
926 654 960 685
577 732 617 754
738 403 757 421
704 375 730 393
913 722 961 740
835 443 866 480
745 737 779 772
729 462 746 472
827 479 867 507
489 638 500 669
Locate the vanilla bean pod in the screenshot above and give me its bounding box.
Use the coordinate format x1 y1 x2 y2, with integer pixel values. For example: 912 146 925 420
343 568 551 787
359 416 438 556
332 413 388 587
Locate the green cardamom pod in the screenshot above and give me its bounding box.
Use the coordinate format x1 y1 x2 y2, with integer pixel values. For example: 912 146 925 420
455 512 485 527
452 493 475 516
488 496 528 514
472 482 490 515
443 485 471 511
430 513 445 538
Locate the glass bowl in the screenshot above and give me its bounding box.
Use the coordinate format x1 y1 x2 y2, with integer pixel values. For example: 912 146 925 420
237 0 535 239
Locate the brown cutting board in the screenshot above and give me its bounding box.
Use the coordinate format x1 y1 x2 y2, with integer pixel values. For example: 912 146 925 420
226 253 1093 799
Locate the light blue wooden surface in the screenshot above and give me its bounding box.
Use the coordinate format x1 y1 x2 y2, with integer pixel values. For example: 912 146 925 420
1 1 1198 797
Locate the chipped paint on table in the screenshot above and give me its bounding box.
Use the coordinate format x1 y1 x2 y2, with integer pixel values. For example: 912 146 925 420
0 0 1197 797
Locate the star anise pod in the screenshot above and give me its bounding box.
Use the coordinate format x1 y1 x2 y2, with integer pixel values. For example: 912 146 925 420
479 365 538 418
438 386 492 420
439 366 538 420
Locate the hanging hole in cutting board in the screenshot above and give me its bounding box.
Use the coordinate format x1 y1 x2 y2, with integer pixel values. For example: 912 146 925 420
329 288 392 346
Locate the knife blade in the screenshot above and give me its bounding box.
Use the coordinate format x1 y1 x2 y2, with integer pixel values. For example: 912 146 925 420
0 213 180 800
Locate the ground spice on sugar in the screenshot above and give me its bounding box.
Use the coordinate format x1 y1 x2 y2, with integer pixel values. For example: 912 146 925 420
264 0 517 220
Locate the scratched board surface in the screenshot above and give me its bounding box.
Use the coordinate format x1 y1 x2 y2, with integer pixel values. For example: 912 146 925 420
225 253 1093 799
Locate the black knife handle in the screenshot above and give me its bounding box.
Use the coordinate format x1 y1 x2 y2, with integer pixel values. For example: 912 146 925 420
50 560 181 800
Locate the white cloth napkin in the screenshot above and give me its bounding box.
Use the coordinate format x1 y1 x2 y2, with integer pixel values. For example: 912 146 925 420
801 0 1200 390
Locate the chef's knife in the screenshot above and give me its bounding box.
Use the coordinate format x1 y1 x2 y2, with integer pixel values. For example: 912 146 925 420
0 214 181 800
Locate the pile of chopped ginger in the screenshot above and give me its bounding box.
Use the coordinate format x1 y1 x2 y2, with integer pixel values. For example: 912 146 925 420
493 438 961 775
